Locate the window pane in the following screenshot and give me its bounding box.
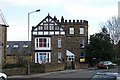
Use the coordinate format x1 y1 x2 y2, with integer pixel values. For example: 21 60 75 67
39 38 42 42
50 25 54 30
39 26 43 30
44 38 46 42
80 39 85 48
44 43 46 47
80 53 85 57
44 24 48 30
69 27 74 34
80 28 84 34
58 52 61 59
58 38 61 48
55 26 59 30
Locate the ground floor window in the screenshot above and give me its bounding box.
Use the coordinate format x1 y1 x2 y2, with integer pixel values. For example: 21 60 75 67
80 53 85 62
35 52 51 64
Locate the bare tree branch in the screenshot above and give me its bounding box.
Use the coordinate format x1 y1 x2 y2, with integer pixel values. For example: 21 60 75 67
101 16 120 44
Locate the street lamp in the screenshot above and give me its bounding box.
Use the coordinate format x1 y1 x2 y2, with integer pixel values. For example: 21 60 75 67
27 9 40 74
28 9 40 41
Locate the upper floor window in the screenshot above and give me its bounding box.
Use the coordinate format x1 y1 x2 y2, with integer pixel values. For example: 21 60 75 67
55 26 59 30
80 27 84 34
35 37 50 48
44 24 48 30
69 27 74 34
38 26 43 30
50 24 54 30
39 38 47 47
80 39 85 48
58 38 61 48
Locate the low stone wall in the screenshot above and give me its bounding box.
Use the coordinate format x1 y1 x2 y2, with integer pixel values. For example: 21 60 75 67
30 63 65 73
3 68 27 76
75 62 88 69
44 63 65 72
3 63 88 76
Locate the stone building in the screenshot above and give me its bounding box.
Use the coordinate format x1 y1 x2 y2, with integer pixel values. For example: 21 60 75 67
0 9 9 72
31 14 88 72
6 41 31 64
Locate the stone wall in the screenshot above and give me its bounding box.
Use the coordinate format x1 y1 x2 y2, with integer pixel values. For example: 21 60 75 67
3 68 27 76
44 63 65 72
75 62 88 69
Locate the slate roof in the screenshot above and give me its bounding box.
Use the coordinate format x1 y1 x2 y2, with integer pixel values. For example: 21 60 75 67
6 41 31 56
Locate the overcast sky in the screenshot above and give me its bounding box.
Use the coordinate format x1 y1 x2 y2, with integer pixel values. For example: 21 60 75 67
0 0 119 41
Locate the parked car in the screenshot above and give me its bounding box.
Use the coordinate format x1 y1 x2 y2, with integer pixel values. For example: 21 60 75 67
90 71 120 80
97 61 117 69
0 73 7 80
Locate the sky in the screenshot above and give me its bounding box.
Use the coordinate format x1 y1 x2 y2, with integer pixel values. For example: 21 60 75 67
0 0 119 41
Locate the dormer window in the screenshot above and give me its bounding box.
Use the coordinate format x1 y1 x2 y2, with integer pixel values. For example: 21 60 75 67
7 45 10 48
13 45 19 48
69 27 74 34
23 45 28 48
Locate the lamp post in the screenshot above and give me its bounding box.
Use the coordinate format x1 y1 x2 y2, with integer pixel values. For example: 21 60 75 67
28 9 40 41
27 9 40 74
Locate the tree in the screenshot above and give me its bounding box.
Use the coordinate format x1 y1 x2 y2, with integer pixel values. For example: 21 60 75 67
101 16 120 44
86 27 114 67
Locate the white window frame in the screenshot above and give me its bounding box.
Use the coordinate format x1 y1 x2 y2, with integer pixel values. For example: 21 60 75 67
69 27 74 34
58 38 61 48
80 27 85 34
58 52 61 63
35 52 51 64
80 39 85 48
35 37 51 50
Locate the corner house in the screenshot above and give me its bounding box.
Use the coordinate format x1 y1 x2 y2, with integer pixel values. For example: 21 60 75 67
31 14 88 72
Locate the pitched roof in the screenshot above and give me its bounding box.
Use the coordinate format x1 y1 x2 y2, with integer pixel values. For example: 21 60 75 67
6 41 31 56
0 9 9 27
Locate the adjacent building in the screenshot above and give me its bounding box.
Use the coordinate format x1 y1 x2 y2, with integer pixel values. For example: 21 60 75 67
6 41 31 64
31 14 88 71
0 9 9 72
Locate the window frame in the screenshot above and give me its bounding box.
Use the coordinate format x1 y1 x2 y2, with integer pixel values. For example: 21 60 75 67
35 52 51 64
35 37 51 50
58 52 62 63
80 27 85 34
69 27 74 34
80 38 85 48
58 38 61 48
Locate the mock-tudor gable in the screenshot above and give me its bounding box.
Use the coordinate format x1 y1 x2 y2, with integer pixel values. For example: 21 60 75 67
32 14 65 36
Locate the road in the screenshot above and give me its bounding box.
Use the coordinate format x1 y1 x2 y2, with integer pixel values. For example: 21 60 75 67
8 68 118 80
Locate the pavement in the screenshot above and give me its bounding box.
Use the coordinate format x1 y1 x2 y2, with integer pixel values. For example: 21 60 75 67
8 67 97 79
8 69 78 79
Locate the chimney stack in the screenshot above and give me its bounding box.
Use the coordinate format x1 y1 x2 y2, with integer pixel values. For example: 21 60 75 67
61 16 64 22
